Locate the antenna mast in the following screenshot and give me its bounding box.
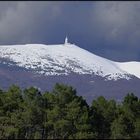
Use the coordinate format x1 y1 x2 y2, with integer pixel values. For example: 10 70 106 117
65 36 68 45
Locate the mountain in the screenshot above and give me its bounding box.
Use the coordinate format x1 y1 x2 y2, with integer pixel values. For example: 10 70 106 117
0 40 140 103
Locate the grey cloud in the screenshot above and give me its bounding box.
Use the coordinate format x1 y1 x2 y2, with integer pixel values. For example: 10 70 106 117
0 1 63 44
91 2 140 48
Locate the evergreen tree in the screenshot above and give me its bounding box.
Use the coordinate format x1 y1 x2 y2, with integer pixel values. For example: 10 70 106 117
44 83 95 139
0 84 139 139
111 114 130 139
0 85 23 139
21 87 44 139
133 118 140 138
90 96 117 138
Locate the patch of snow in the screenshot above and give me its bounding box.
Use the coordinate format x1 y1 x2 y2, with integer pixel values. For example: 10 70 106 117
116 62 140 79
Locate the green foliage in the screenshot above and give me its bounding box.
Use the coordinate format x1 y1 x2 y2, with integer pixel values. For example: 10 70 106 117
133 118 140 138
111 115 130 139
90 96 117 138
0 84 139 139
44 83 95 139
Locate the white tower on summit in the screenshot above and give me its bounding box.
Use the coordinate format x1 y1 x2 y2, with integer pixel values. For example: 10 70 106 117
64 36 68 45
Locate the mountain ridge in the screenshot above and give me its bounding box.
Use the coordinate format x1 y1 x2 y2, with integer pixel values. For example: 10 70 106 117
0 42 140 103
0 43 140 81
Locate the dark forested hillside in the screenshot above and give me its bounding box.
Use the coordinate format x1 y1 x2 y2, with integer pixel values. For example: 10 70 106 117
0 83 139 139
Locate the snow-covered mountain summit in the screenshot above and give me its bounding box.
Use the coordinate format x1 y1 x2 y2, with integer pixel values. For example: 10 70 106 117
0 38 139 80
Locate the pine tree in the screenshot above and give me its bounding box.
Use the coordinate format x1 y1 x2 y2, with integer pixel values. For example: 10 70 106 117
90 96 117 138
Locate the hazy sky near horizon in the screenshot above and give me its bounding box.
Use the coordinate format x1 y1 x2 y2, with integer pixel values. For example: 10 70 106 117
0 1 140 61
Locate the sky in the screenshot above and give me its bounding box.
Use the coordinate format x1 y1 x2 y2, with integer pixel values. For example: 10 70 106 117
0 1 140 62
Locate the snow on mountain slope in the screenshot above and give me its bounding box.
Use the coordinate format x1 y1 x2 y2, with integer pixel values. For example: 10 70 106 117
0 42 139 80
116 62 140 79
